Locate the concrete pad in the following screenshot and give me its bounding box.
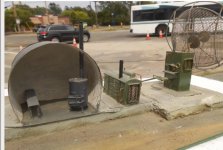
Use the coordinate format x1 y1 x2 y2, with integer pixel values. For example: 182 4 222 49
141 80 223 120
5 86 153 127
5 95 98 127
5 92 153 140
22 101 97 126
5 101 153 141
99 93 124 112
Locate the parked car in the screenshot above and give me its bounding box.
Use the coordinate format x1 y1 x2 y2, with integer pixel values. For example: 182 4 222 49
33 25 46 32
37 24 90 43
36 25 46 33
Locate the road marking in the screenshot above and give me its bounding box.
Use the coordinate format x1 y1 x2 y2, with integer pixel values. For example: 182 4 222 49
191 75 223 94
186 135 223 150
5 89 8 97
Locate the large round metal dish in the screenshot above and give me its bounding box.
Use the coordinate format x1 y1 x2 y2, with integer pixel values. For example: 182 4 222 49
8 42 102 122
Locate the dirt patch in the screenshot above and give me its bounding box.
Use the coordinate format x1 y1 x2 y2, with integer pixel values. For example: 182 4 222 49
5 109 223 150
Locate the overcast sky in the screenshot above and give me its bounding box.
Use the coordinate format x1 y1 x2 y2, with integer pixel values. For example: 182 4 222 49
5 1 93 10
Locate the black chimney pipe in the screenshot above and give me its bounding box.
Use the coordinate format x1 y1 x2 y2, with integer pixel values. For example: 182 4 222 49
119 60 123 78
79 21 84 78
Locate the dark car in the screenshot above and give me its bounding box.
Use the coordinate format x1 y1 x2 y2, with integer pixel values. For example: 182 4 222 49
37 24 90 43
33 25 46 32
36 25 46 33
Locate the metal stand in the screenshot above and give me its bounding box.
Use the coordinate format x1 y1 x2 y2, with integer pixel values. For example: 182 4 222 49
25 89 42 118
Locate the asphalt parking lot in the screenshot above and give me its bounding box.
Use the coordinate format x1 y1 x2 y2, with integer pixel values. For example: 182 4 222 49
5 30 146 47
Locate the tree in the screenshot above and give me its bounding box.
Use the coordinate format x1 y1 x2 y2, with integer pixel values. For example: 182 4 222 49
64 6 70 10
48 2 62 15
5 9 15 31
5 4 34 32
61 6 96 25
98 2 130 25
74 10 90 23
61 10 89 25
85 5 96 26
122 1 134 19
61 10 76 24
33 6 47 15
16 5 33 27
16 4 34 14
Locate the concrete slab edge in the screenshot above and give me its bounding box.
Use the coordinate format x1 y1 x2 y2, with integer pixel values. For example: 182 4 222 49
152 101 223 120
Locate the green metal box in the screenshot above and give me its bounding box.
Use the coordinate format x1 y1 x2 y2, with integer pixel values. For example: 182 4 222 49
164 51 194 91
104 72 141 105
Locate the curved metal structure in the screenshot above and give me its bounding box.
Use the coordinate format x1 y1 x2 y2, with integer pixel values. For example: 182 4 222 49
8 42 102 122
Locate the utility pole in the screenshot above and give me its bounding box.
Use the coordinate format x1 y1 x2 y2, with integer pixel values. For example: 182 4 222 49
45 1 49 24
12 1 20 32
12 2 17 19
94 1 98 26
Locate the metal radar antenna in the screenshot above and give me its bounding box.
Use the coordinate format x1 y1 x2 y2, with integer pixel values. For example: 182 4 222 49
166 1 223 70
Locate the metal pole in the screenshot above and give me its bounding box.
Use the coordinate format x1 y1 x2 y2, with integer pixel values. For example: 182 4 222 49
79 22 84 50
12 2 20 32
79 22 84 78
12 2 17 20
119 60 123 78
94 1 98 26
45 1 49 24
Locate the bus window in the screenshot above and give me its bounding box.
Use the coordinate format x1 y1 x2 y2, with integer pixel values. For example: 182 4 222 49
133 8 178 22
154 9 165 20
133 10 155 22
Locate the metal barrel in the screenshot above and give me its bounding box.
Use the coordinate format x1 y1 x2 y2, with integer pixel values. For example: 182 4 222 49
68 78 88 108
69 78 88 95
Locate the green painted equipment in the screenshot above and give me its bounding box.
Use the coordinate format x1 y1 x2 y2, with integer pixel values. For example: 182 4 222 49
164 51 194 91
103 60 141 105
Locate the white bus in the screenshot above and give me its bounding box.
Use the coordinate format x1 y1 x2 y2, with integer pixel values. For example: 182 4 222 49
130 1 223 35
